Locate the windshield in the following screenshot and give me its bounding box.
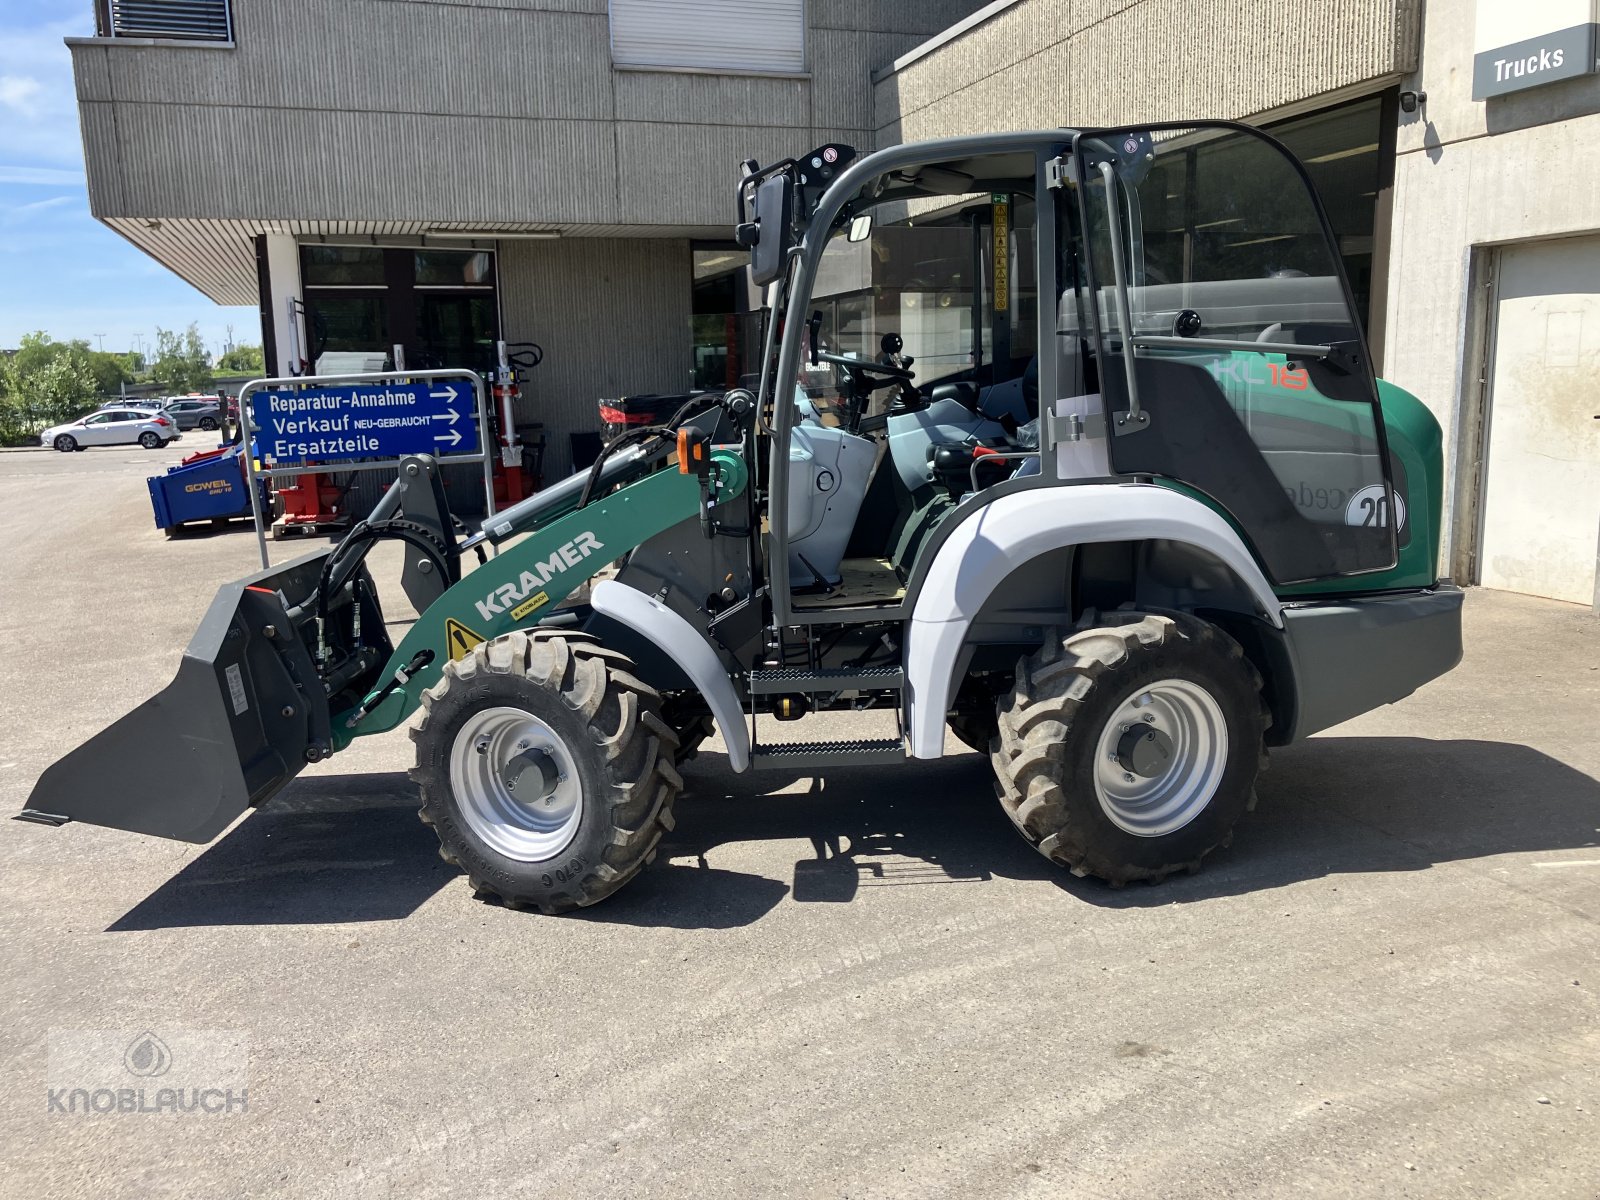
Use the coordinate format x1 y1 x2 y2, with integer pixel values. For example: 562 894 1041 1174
803 192 1037 418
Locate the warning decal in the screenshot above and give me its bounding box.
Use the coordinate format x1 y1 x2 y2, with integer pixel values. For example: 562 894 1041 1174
445 617 487 662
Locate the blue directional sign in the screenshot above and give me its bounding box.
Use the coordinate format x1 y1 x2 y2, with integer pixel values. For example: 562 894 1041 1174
251 380 478 465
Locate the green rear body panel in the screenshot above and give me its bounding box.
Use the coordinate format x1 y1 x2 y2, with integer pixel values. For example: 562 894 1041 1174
1151 348 1444 597
1275 378 1444 597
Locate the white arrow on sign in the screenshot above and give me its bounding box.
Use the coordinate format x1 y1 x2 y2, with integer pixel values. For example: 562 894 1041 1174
429 384 460 404
434 427 463 448
430 408 462 425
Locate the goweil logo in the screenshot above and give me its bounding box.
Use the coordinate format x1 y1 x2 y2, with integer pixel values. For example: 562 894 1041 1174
475 531 605 621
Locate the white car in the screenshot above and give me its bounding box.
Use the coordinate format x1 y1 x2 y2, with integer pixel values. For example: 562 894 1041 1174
41 408 181 452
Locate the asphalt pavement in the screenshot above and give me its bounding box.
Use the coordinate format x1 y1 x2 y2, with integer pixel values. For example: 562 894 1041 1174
1 441 1598 1198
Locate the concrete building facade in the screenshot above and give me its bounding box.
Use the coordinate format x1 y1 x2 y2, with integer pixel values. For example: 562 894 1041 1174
68 0 1600 604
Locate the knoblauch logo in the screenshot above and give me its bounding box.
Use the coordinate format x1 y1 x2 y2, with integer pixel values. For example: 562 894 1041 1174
47 1028 248 1116
124 1032 172 1078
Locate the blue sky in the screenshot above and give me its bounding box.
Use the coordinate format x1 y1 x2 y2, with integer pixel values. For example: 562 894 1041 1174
0 0 255 356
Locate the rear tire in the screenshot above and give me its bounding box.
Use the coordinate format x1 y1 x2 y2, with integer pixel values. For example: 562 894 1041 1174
411 630 681 913
54 435 76 453
139 432 161 449
991 612 1267 885
199 417 218 430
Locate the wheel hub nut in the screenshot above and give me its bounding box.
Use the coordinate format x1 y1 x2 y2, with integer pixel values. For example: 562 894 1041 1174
1115 725 1174 779
504 748 562 804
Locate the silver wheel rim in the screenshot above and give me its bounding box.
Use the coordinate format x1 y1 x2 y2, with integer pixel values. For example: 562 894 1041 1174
1092 677 1228 838
448 707 584 862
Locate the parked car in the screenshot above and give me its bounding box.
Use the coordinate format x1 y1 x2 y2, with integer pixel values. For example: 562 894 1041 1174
161 397 224 430
99 398 166 412
41 408 181 452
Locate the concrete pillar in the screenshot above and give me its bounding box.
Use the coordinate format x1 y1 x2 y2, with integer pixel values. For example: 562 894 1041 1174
260 233 305 377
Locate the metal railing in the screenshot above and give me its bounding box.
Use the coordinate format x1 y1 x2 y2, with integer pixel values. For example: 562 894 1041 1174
94 0 232 40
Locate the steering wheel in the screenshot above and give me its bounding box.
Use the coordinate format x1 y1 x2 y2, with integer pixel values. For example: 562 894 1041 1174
812 351 914 383
813 351 918 433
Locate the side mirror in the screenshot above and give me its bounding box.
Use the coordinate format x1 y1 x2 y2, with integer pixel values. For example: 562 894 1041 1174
748 173 795 287
847 213 873 243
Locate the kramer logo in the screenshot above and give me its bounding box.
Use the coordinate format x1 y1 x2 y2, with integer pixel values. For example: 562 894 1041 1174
475 531 605 622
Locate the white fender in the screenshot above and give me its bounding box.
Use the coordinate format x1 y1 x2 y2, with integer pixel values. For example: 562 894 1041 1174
904 483 1284 759
590 580 750 772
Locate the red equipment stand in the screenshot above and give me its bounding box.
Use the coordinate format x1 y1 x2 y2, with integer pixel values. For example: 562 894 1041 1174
271 468 348 539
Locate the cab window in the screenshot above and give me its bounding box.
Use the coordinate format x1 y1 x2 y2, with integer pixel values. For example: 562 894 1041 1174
1067 124 1394 584
808 192 1037 421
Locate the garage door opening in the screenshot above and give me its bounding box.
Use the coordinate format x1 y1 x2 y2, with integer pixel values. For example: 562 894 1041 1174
1472 235 1600 610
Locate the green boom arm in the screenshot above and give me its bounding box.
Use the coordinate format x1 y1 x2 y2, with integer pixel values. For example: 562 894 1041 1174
339 447 748 744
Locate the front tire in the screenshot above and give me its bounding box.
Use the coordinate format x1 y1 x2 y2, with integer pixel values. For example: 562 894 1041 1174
411 630 681 913
54 435 76 453
991 612 1267 885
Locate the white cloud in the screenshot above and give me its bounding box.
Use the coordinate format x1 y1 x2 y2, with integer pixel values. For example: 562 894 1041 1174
0 164 85 185
0 75 43 117
0 17 90 167
2 194 75 224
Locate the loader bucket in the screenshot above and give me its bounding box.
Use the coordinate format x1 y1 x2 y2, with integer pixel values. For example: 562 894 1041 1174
20 551 354 844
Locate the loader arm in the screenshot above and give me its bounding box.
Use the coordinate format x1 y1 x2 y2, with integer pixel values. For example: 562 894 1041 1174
341 447 749 742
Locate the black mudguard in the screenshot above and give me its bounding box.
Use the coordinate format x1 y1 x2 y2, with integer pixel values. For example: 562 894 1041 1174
21 551 387 843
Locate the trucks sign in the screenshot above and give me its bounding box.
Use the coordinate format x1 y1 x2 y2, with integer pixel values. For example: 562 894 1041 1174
250 381 479 465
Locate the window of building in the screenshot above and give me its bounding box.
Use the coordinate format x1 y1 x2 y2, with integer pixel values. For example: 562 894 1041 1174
302 245 385 287
609 0 805 74
415 250 494 287
299 244 500 375
691 245 753 390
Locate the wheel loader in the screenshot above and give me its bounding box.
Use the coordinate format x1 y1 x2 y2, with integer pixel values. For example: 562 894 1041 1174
20 121 1463 912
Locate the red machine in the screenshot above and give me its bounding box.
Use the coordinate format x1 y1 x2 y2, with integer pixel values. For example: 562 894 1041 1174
272 471 346 536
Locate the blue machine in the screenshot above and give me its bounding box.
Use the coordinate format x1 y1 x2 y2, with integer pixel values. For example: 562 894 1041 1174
147 444 266 533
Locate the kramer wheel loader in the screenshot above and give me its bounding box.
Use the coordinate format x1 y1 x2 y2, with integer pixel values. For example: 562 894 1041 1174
21 122 1464 912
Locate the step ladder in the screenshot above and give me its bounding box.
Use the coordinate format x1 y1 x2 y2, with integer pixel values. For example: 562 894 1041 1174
746 665 908 769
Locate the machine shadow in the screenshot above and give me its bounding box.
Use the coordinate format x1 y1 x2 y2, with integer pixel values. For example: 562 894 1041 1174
107 736 1600 929
647 734 1600 913
108 772 454 930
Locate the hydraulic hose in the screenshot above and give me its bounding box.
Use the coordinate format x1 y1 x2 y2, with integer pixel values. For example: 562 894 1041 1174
575 392 720 511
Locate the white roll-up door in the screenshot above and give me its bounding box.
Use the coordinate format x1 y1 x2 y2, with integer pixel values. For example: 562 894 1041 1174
1478 235 1600 607
609 0 805 73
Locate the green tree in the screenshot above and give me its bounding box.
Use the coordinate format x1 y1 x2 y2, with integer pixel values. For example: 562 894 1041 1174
150 324 214 393
0 332 98 445
84 350 133 396
216 343 265 375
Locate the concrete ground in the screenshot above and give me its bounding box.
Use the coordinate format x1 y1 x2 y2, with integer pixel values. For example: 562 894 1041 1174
1 441 1598 1199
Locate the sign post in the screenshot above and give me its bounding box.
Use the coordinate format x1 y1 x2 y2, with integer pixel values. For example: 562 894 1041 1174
237 369 493 569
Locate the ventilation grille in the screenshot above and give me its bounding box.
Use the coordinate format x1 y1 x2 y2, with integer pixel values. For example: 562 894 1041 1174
609 0 803 74
105 0 232 41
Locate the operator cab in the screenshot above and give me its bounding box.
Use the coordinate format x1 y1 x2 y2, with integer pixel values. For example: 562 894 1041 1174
742 123 1399 617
